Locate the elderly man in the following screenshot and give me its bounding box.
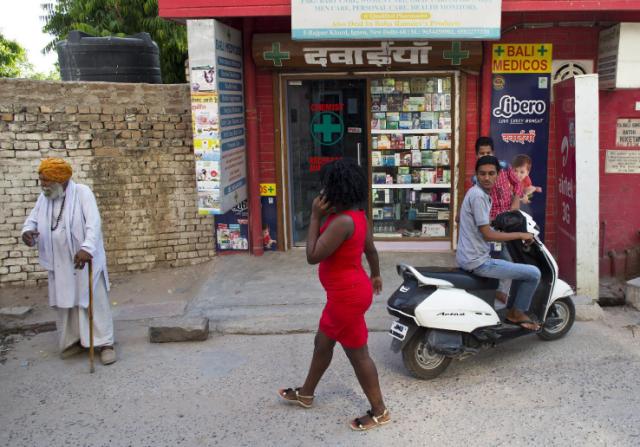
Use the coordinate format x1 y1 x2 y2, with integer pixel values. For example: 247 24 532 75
22 158 116 365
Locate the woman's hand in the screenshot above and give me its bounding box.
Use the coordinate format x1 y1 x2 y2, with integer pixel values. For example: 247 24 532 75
311 194 332 219
371 275 383 295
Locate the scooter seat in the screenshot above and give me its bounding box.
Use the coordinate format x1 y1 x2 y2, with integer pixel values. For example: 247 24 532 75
412 267 499 291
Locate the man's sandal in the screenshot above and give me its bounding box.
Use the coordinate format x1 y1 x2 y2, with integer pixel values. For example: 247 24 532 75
350 408 391 431
277 387 314 409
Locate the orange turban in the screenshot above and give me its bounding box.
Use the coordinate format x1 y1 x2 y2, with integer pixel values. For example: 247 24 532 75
38 158 73 183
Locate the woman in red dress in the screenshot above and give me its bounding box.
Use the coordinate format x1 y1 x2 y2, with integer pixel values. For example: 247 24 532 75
278 159 390 431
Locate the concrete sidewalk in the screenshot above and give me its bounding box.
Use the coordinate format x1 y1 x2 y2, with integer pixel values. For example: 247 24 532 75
0 250 455 335
186 250 456 334
0 260 217 335
1 248 602 336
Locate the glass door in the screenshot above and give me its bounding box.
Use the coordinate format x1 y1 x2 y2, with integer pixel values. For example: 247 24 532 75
286 78 367 245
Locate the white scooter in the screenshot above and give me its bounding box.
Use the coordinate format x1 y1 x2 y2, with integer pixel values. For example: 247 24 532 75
387 210 576 379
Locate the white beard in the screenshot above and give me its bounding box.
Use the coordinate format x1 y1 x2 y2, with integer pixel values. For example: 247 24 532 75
43 183 64 200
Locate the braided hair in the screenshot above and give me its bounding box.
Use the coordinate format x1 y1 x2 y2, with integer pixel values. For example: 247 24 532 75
319 158 367 209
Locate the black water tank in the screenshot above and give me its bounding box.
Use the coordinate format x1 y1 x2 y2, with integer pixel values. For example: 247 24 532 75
57 31 162 83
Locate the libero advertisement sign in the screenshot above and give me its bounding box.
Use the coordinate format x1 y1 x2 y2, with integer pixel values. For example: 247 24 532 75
291 0 501 40
490 43 553 240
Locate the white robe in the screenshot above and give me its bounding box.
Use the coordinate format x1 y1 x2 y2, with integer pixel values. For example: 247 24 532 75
22 180 110 308
23 181 114 350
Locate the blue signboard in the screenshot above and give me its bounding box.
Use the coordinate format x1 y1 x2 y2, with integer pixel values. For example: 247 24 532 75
490 73 551 240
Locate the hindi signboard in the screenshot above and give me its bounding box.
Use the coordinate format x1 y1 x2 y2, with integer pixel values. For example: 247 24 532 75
188 19 247 215
253 34 483 71
291 0 501 41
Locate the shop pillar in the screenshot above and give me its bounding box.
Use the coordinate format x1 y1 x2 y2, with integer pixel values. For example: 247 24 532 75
243 17 264 256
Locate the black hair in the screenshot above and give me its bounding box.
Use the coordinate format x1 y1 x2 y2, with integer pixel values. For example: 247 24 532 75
319 158 367 209
475 136 494 154
475 155 501 173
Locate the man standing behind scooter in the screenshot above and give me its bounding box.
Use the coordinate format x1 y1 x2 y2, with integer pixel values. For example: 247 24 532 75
457 156 541 331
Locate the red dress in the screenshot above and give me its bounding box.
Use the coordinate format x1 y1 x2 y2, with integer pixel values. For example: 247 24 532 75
318 210 373 349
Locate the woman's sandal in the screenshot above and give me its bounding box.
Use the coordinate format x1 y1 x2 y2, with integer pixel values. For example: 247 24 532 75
350 408 391 431
277 387 314 409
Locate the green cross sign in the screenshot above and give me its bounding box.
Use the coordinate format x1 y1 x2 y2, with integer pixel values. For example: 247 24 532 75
537 45 548 56
310 112 344 146
264 42 290 67
494 45 505 57
443 42 470 66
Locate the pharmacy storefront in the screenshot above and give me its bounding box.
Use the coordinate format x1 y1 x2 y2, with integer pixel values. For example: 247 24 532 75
253 36 482 250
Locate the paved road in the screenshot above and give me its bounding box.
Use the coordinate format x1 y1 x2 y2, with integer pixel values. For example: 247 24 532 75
1 307 639 447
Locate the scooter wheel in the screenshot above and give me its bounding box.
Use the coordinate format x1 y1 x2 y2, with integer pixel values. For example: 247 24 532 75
402 330 452 380
537 297 576 341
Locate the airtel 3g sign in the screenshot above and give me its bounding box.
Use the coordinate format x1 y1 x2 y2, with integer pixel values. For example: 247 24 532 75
492 95 546 120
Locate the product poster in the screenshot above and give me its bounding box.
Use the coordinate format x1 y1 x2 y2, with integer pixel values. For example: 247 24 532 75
190 65 216 92
490 43 552 240
192 92 219 140
260 183 278 251
187 19 247 215
215 200 249 251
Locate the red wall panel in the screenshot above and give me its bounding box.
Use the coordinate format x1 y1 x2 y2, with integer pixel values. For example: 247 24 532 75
256 70 277 183
599 91 640 259
464 74 480 191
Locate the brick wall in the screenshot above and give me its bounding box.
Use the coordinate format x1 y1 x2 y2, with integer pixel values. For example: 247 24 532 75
0 79 215 288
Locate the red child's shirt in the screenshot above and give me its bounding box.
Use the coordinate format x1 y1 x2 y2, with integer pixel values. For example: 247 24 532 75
522 175 532 189
490 167 524 221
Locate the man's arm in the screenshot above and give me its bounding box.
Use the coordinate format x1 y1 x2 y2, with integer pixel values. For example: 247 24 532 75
469 192 531 243
479 225 532 243
21 196 42 247
22 196 41 234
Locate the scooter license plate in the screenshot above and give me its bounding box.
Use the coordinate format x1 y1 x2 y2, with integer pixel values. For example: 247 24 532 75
389 321 409 341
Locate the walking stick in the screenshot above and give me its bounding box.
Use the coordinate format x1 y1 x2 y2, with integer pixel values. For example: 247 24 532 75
88 259 95 374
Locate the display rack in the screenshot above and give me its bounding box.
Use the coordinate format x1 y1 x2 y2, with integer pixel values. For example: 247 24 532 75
368 75 454 240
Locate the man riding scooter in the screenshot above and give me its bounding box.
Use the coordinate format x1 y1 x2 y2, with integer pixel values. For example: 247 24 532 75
457 156 541 331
